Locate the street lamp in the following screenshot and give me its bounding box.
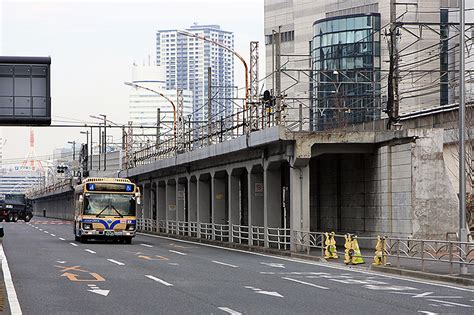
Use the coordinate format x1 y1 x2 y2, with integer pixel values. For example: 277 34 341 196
124 81 177 144
177 30 249 110
90 114 108 171
80 130 90 173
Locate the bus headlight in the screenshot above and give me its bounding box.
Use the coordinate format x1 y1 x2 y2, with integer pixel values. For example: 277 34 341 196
82 223 92 230
126 224 135 231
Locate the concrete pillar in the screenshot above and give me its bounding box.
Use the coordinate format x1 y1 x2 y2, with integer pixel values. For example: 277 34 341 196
149 181 153 220
250 167 264 227
264 165 282 229
176 179 186 222
289 163 310 251
212 172 227 225
188 176 197 222
228 170 240 226
142 184 149 219
198 174 211 223
157 182 166 221
166 179 177 221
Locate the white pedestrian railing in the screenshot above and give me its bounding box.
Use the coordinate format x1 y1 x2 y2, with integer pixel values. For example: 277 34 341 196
252 226 265 247
268 227 291 250
214 224 230 242
199 223 213 239
232 224 249 244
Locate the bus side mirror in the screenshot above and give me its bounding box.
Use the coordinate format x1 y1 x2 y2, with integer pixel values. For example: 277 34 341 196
136 197 141 205
79 195 83 203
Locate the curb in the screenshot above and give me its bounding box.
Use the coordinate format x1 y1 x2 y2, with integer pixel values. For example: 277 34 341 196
141 230 474 287
370 265 474 287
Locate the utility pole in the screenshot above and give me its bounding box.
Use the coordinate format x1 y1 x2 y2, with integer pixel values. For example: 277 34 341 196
387 0 400 129
89 126 93 171
249 41 260 131
207 67 212 145
101 114 107 171
177 89 184 150
98 125 101 171
275 27 282 124
459 0 468 275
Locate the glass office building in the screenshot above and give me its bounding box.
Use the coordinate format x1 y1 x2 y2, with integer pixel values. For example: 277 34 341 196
312 13 381 130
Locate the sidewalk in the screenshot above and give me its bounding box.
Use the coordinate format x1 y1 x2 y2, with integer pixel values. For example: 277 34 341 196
302 247 474 287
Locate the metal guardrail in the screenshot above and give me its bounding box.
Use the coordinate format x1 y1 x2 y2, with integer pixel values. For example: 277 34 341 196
27 178 73 198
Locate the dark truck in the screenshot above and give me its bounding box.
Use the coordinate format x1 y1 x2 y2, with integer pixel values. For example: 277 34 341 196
0 194 33 222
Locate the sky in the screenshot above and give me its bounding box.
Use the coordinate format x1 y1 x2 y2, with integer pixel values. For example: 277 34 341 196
0 0 265 165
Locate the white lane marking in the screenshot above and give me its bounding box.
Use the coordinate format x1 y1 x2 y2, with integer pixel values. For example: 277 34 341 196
394 292 463 299
69 243 78 247
140 243 153 248
44 231 49 233
427 299 473 308
107 259 125 266
0 244 22 315
34 227 38 229
56 261 66 264
218 307 242 315
88 289 110 296
260 262 285 268
282 277 330 290
168 263 179 266
256 290 283 298
169 250 187 256
418 312 438 315
59 237 65 241
212 260 238 268
139 233 474 293
50 234 56 237
145 275 173 286
39 229 43 231
85 249 96 254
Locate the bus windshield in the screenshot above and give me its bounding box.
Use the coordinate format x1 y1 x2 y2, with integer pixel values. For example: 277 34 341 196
83 193 136 217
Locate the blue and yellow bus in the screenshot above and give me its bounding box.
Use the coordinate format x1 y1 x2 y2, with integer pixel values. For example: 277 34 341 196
74 178 140 244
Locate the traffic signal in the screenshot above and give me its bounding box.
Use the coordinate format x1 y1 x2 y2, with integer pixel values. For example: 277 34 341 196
56 165 68 173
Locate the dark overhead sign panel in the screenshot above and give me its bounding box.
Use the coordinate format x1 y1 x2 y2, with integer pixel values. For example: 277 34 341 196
0 56 51 126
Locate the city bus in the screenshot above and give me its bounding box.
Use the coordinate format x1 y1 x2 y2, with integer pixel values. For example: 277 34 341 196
73 178 140 244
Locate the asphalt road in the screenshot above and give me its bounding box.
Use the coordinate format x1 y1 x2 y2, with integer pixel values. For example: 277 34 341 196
1 217 474 315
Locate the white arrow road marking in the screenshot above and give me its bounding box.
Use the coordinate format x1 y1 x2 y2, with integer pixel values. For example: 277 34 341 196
427 299 473 308
218 307 242 315
107 259 125 266
69 243 78 247
140 243 153 248
85 249 96 254
145 275 173 286
169 250 187 256
50 234 56 237
256 290 284 298
244 286 283 298
260 262 285 268
59 238 65 241
282 277 329 290
212 261 238 268
88 289 110 297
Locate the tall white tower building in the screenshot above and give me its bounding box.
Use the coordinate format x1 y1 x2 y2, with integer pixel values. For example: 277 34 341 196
128 64 193 142
156 24 234 128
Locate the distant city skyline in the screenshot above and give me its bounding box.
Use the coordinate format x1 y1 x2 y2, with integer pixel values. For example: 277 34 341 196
0 0 265 162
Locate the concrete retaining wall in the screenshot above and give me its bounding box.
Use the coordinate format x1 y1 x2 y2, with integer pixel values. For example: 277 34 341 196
32 191 75 221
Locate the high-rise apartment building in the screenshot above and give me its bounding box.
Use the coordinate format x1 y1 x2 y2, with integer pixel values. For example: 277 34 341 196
264 0 472 130
156 24 234 128
128 64 193 141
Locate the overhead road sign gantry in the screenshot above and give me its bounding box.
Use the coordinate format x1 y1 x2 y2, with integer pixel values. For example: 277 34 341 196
0 56 51 126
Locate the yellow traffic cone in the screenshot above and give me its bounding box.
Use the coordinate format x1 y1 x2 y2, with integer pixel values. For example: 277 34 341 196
351 236 364 265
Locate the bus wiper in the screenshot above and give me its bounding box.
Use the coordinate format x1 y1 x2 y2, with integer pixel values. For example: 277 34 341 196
110 205 124 218
95 205 110 217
